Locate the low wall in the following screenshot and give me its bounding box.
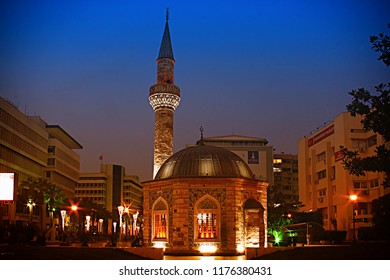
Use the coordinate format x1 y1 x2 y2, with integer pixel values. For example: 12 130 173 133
122 247 164 260
246 247 294 259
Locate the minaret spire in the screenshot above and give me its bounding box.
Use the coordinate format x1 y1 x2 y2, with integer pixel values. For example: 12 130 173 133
158 9 174 61
149 11 181 178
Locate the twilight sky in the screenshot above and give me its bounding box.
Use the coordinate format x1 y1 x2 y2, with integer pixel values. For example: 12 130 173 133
1 0 389 182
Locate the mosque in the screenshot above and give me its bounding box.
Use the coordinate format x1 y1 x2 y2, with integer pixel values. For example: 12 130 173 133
142 12 268 255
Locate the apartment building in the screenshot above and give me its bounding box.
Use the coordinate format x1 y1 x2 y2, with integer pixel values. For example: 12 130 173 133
298 112 389 240
272 153 299 205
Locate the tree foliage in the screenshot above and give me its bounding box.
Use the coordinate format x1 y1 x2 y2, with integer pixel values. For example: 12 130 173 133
343 24 390 187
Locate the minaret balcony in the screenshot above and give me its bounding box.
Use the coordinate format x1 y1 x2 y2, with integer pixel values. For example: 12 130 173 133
149 92 181 111
149 84 180 97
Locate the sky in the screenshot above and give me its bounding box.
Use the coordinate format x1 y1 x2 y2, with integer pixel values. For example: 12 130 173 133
1 0 389 182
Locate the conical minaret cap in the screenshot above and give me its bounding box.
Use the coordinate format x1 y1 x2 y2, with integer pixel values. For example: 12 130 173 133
158 11 174 60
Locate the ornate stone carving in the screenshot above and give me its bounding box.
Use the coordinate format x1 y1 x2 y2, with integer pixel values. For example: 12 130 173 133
149 93 181 111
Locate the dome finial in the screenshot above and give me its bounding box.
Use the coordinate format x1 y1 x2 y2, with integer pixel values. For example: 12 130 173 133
199 126 204 145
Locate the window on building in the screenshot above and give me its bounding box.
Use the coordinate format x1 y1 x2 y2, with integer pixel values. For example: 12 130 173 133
370 179 379 189
197 213 217 239
317 152 326 163
48 146 55 154
367 136 377 147
317 170 326 180
153 199 168 240
154 213 167 239
273 159 282 164
353 181 368 189
318 189 327 197
47 158 55 166
352 139 367 149
195 197 219 240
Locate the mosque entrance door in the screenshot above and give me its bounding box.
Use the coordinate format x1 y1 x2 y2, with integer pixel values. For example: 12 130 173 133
243 198 265 247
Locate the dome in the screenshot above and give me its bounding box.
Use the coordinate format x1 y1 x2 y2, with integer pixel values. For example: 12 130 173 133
155 144 254 180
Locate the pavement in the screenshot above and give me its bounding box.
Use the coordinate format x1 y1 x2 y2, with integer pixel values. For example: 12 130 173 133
252 243 390 260
1 242 389 260
0 244 151 260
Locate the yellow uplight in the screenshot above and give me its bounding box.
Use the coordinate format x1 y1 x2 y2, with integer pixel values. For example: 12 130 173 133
198 244 217 254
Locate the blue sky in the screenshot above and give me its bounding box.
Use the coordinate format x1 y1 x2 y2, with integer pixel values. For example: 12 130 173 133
1 0 389 181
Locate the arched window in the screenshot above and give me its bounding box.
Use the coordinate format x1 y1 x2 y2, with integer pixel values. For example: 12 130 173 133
195 196 220 240
153 198 168 240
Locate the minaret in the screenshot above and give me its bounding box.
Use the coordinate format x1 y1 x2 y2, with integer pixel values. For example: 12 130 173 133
149 10 181 178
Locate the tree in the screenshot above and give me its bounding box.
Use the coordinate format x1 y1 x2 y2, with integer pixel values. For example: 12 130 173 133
342 24 390 187
43 183 68 226
18 177 52 232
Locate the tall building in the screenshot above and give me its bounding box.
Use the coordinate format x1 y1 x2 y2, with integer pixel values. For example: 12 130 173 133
76 164 143 235
272 153 299 205
76 164 143 214
0 96 82 228
298 112 389 241
198 135 274 184
149 11 181 178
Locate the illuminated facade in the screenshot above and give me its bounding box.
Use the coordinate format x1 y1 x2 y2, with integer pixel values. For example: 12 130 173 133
298 112 389 241
143 143 268 255
149 12 180 178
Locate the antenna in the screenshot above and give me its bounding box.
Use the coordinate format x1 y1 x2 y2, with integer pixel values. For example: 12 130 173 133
166 8 169 22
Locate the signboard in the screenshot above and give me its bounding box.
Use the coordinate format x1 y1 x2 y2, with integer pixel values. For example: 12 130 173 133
0 173 15 201
248 151 259 164
308 125 334 147
335 150 344 162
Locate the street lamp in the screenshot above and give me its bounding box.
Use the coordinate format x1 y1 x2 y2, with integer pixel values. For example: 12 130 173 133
99 219 104 234
133 211 139 236
85 215 91 232
113 222 117 233
349 194 358 242
60 210 66 231
27 199 36 223
118 206 124 240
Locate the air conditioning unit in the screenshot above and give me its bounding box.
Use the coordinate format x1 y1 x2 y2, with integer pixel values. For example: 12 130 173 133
314 180 319 184
362 190 369 196
359 148 366 153
330 175 335 180
318 197 324 203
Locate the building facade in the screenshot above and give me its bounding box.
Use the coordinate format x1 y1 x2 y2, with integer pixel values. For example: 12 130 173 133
298 112 389 241
272 153 299 205
149 12 181 178
143 143 268 255
0 96 82 230
199 135 274 184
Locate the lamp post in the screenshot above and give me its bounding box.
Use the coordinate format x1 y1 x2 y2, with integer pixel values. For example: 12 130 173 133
27 200 36 223
113 222 117 233
60 210 66 231
99 219 103 234
349 194 358 243
133 211 139 236
85 215 91 232
118 206 124 241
